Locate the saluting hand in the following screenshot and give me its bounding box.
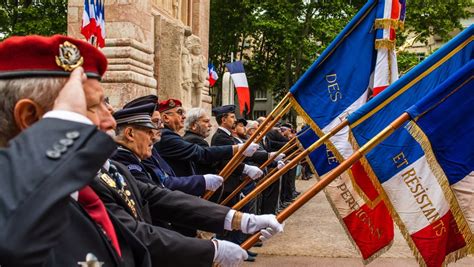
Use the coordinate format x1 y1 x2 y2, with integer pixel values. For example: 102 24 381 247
53 67 88 116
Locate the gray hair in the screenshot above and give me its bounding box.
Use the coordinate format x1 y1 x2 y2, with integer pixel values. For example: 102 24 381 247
0 77 67 147
246 120 259 130
184 107 207 131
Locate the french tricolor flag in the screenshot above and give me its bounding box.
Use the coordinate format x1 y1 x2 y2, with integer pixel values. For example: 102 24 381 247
225 61 250 115
208 63 218 87
348 26 473 266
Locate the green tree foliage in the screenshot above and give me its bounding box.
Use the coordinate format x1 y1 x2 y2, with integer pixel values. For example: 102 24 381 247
209 0 472 107
0 0 68 40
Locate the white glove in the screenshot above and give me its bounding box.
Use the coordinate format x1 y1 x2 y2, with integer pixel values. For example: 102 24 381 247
241 214 284 241
213 239 248 267
238 143 259 157
270 152 285 162
203 174 224 191
243 164 263 180
277 160 285 170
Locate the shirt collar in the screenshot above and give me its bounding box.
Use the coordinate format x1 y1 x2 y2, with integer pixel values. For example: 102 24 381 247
218 126 231 136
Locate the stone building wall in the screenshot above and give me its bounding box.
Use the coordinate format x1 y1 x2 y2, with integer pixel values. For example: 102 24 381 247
67 0 211 113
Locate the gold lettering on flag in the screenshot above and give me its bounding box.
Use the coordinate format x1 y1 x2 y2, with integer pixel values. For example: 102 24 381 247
326 74 342 102
401 168 446 236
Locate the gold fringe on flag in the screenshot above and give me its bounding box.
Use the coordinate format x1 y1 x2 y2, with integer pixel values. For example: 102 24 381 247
294 122 392 265
349 123 473 266
374 18 403 30
406 121 473 263
289 94 380 207
375 39 396 50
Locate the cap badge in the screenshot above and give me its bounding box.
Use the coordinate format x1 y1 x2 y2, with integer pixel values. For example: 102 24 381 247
169 99 175 108
55 41 84 71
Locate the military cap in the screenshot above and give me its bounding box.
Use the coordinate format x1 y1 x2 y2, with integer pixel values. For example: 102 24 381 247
236 118 248 126
0 35 107 80
113 103 157 129
281 123 293 129
158 98 182 112
212 105 236 116
123 95 159 109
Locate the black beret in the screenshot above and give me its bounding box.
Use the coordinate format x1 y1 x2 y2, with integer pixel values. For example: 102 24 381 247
212 105 236 116
236 118 248 126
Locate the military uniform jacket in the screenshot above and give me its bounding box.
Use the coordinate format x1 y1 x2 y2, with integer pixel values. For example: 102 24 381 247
112 145 206 196
155 127 234 177
90 160 231 267
0 118 151 267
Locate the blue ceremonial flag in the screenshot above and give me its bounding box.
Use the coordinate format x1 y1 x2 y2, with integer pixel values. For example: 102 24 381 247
347 25 473 266
406 60 473 235
289 0 403 261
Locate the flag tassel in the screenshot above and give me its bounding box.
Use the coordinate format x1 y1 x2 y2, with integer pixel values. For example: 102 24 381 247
240 112 411 250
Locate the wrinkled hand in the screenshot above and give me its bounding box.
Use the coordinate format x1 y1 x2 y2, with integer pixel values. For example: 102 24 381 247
243 164 263 180
213 239 248 267
241 214 284 242
203 174 224 191
277 160 285 170
53 67 88 116
270 152 285 162
238 143 260 157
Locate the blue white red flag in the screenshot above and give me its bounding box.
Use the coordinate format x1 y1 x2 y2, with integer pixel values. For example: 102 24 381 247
348 26 473 266
289 0 399 261
81 0 93 40
208 63 219 87
80 0 105 48
225 61 250 115
406 60 474 237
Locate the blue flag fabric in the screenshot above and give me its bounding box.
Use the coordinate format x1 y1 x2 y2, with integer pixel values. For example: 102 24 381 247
406 60 474 186
289 0 377 128
346 26 473 266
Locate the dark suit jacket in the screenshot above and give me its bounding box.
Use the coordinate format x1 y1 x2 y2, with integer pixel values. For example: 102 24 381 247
0 118 150 267
265 128 290 152
91 160 229 267
155 127 234 177
113 146 206 196
182 131 218 175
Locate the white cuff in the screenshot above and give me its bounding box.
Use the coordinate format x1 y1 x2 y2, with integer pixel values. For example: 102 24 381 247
241 212 251 233
212 239 218 261
223 209 236 231
43 110 93 125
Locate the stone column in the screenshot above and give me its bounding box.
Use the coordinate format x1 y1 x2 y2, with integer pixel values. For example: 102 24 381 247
191 0 211 112
68 0 157 108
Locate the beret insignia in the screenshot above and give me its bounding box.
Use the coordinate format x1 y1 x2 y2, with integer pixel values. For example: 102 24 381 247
55 41 84 72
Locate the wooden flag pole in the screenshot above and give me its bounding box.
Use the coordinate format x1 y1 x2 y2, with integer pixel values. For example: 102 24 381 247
232 119 349 210
217 93 290 178
203 98 292 200
240 112 410 250
220 102 293 179
219 138 298 206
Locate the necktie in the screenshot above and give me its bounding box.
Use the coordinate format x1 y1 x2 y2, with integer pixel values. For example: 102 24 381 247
78 186 122 257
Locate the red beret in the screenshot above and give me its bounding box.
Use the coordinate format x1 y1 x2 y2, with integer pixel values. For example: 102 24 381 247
158 98 182 112
0 35 107 80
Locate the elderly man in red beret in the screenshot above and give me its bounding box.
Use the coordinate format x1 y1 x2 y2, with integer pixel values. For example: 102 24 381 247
0 35 151 267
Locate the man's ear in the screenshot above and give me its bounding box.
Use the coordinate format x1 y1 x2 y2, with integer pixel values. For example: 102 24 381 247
124 127 134 142
13 99 44 131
